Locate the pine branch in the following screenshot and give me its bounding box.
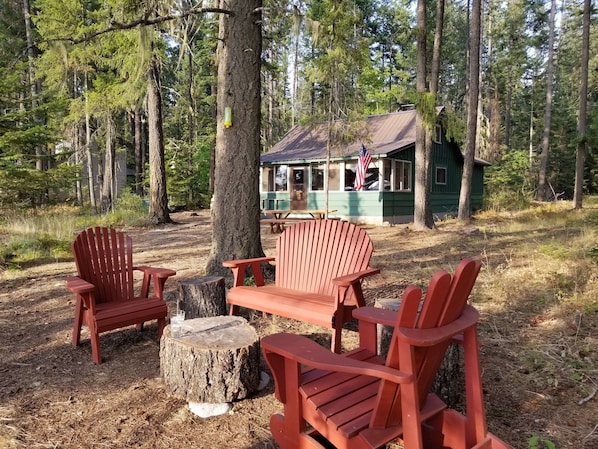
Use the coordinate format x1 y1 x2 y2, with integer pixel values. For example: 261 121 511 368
50 7 232 45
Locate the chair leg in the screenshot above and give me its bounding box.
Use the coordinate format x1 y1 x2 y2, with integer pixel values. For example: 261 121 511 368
72 297 84 347
90 329 102 365
270 414 328 449
331 325 342 353
157 317 166 338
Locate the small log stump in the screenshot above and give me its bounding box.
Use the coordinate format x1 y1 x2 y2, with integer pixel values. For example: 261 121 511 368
160 316 260 403
374 297 400 358
178 276 226 318
374 297 464 410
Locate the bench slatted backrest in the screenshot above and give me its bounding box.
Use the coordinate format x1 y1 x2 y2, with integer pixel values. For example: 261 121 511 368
275 220 374 299
72 227 135 305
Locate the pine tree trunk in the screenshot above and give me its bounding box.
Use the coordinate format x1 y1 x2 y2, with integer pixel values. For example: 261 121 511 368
205 0 265 279
458 0 482 222
147 49 171 224
536 0 556 202
134 108 144 196
413 0 431 230
100 118 115 213
84 73 97 213
573 0 590 209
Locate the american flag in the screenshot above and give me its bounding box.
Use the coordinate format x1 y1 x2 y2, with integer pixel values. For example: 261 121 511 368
353 144 372 191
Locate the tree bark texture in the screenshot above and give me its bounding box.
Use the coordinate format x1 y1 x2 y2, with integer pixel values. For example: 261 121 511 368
458 0 482 221
147 48 171 224
160 316 260 403
573 0 590 209
206 0 265 279
100 118 115 213
536 0 556 202
134 108 144 196
178 276 227 318
413 0 432 230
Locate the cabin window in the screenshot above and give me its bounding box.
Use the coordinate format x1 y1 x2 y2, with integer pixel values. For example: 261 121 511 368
311 164 325 191
345 161 379 191
363 165 380 190
344 162 357 190
436 166 447 185
395 160 412 191
262 165 288 192
434 124 442 143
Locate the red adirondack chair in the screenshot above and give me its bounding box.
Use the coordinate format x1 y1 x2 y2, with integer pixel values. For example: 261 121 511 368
261 259 514 449
66 227 176 364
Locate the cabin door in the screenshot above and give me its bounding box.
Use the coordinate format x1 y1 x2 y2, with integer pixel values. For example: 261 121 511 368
290 167 307 210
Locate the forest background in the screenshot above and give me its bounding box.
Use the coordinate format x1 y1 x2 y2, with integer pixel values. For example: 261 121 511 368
1 0 596 215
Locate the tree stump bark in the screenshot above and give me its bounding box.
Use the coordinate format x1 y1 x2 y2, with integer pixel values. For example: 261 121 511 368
374 297 464 410
178 276 226 318
160 316 260 403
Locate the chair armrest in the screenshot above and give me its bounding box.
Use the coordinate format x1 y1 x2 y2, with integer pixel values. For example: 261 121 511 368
134 266 176 299
332 267 380 287
65 276 95 294
353 306 398 327
223 256 275 268
331 267 380 310
397 305 479 347
134 266 176 279
261 333 412 385
223 256 276 287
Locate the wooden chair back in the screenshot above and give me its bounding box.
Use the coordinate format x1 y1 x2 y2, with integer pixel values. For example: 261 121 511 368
72 227 136 304
371 258 482 428
275 220 374 305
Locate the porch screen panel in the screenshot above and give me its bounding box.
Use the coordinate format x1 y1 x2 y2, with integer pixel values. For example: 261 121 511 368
262 167 274 192
275 165 288 191
328 163 340 191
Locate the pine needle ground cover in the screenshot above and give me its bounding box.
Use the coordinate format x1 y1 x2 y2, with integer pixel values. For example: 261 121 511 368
1 202 598 449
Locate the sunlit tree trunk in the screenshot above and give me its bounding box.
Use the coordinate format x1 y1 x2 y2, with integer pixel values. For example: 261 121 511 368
22 0 42 173
458 0 481 221
573 0 590 209
206 0 265 278
84 73 97 213
413 0 433 230
147 49 171 224
536 0 556 201
100 117 115 213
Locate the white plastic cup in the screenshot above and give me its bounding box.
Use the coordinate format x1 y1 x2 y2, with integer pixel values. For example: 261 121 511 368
170 310 186 337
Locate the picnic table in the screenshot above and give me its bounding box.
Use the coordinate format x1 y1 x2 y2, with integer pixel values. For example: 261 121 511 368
261 209 338 233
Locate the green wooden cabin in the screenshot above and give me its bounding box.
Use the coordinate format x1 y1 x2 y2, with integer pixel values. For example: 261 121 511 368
260 109 488 225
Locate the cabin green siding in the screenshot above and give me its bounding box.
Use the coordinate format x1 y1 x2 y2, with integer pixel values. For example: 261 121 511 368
260 112 487 224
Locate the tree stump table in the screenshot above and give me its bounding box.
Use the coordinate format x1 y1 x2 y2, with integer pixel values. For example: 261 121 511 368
178 276 226 318
160 316 260 416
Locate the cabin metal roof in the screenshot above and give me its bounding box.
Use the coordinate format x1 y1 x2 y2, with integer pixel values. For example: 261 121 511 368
261 110 418 164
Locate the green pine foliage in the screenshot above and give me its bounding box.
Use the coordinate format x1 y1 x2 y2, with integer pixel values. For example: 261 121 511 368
0 0 596 212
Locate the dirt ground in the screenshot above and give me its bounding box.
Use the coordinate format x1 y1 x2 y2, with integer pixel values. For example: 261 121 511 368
1 210 597 449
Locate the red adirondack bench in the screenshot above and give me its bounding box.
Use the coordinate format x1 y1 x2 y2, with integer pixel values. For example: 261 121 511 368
66 227 176 364
223 219 379 353
261 259 514 449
